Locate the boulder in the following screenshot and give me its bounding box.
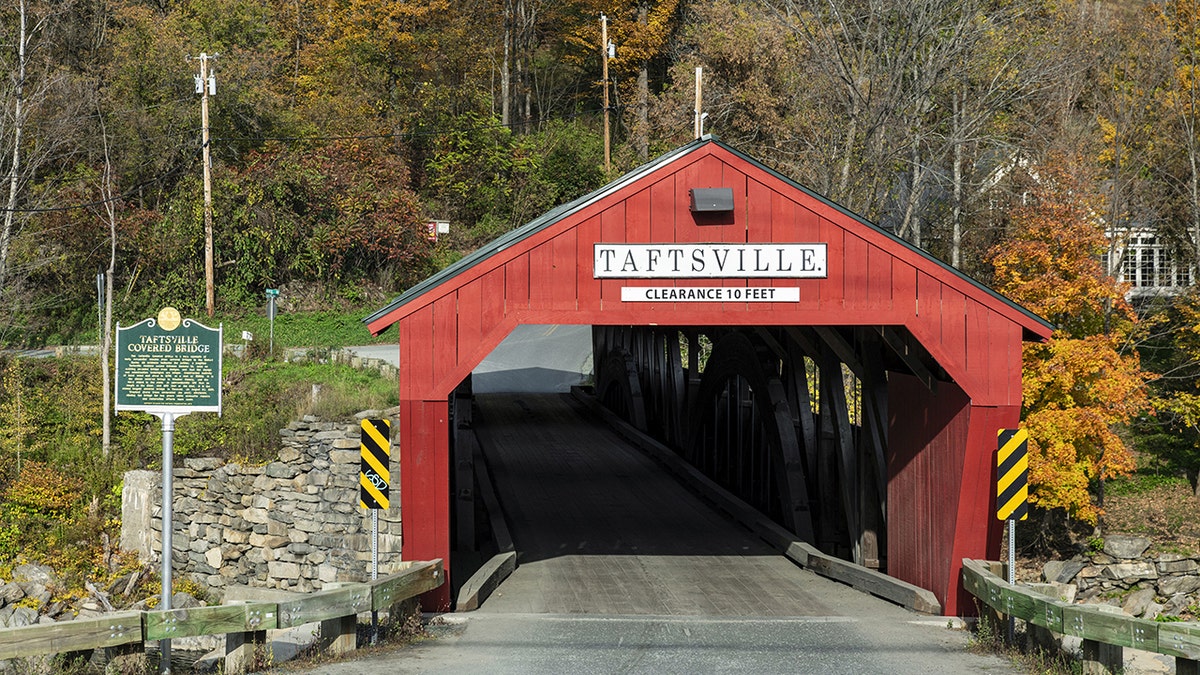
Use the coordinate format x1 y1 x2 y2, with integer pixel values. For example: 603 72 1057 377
1103 535 1152 560
1158 575 1200 596
0 581 25 605
1043 560 1087 584
1102 562 1158 582
5 606 38 628
13 563 57 588
1122 587 1157 617
172 592 202 609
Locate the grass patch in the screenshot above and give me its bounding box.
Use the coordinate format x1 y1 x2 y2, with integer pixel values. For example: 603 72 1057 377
1104 473 1200 556
1106 472 1190 497
217 309 396 350
160 358 398 464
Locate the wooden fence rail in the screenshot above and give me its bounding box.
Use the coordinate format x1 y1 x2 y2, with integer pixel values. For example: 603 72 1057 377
0 559 442 673
962 558 1200 674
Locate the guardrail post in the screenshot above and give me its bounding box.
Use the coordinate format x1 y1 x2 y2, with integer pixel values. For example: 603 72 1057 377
105 642 145 672
1081 638 1122 674
317 583 358 657
224 601 269 674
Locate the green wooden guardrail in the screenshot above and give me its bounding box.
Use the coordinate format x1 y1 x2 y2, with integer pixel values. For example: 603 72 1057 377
962 558 1200 674
0 559 442 672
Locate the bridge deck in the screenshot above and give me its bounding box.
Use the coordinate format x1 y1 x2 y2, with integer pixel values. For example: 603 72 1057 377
474 393 835 616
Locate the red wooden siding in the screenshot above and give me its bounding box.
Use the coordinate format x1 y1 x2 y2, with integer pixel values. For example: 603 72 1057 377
377 140 1051 615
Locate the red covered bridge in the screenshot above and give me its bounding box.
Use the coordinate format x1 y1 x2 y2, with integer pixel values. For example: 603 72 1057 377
365 137 1053 616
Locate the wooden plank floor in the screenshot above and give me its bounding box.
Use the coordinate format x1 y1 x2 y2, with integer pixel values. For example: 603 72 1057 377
474 393 836 617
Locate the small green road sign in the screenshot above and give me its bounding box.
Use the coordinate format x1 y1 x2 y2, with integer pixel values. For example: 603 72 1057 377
115 307 222 415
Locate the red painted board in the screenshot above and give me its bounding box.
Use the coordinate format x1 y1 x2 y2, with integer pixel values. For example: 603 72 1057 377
894 261 917 318
528 239 555 311
432 293 458 391
724 160 749 241
949 404 1020 616
963 299 990 402
550 229 578 311
576 215 602 312
940 285 968 383
867 244 893 312
843 233 869 310
599 201 628 311
457 279 483 370
480 268 506 337
819 217 845 310
887 374 970 615
406 306 435 401
400 399 452 611
505 253 530 314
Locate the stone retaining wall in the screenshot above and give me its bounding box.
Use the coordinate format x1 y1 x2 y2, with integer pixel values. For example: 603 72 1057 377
121 409 402 595
1039 534 1200 619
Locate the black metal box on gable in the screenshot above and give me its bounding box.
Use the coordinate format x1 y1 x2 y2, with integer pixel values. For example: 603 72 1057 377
688 187 734 213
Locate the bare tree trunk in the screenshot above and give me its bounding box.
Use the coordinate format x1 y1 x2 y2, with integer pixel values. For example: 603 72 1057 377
100 115 117 458
897 123 924 247
952 88 963 268
636 3 650 160
0 0 28 293
838 98 857 199
502 0 511 127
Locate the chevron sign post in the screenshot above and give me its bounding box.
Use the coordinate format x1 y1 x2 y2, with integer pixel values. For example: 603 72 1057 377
359 418 390 644
997 427 1029 642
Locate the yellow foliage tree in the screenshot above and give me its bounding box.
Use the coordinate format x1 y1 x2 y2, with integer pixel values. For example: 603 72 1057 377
991 161 1150 523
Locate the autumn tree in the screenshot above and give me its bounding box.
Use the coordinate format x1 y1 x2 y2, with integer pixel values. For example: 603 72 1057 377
991 161 1149 523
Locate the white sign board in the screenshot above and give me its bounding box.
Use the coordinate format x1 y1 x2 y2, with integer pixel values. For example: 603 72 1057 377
620 286 800 302
594 243 827 278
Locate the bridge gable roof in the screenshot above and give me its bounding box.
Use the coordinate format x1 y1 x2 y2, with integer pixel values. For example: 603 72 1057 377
365 137 1051 342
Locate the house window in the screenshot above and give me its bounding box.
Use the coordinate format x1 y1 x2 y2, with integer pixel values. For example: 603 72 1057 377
1107 229 1194 297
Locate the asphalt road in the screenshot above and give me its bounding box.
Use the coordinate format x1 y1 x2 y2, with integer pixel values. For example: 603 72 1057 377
298 610 1011 675
289 393 1018 675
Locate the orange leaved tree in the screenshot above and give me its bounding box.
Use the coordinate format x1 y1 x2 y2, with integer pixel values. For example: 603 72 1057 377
990 162 1150 523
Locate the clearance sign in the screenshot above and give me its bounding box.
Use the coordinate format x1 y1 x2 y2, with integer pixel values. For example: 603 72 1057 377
595 243 824 302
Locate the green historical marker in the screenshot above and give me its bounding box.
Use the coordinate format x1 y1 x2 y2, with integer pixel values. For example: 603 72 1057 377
115 307 221 673
115 307 222 414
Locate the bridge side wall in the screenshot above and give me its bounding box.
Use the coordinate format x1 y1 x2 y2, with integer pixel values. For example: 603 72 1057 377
887 374 1015 615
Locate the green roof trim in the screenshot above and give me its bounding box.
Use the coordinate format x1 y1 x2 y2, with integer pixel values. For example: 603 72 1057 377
364 137 1053 337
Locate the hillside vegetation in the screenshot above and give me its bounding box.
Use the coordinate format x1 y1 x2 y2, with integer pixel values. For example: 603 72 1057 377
1 0 1200 571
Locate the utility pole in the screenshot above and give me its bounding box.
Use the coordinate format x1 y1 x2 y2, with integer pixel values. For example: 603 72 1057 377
193 53 217 318
601 14 611 173
694 66 703 139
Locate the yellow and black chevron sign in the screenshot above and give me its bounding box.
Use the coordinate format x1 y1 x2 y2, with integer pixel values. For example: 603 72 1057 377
360 418 391 510
996 428 1029 521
